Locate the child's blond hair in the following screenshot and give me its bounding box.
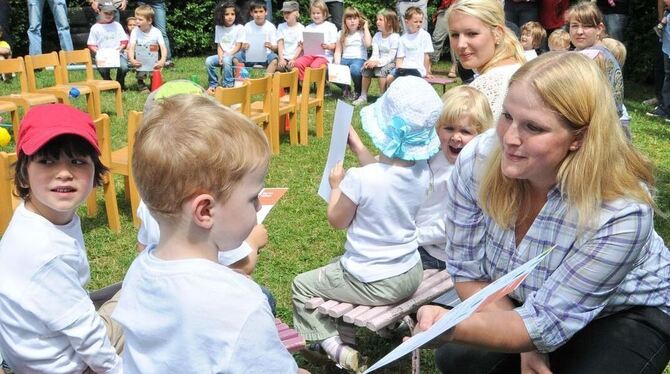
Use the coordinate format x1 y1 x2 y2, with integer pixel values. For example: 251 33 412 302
548 29 571 51
133 95 271 219
438 86 492 134
135 5 155 22
340 6 367 44
310 0 329 18
377 8 400 34
601 37 627 67
520 21 546 50
404 6 424 20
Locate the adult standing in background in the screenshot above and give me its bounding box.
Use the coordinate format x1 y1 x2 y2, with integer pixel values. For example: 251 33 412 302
431 0 458 77
0 0 10 42
504 0 538 30
27 0 74 55
538 0 569 34
135 0 174 67
89 0 127 22
398 0 428 31
325 0 343 30
596 0 628 43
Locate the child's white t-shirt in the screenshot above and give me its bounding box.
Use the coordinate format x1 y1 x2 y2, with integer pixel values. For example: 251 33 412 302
112 246 297 372
338 162 429 282
136 201 251 266
415 151 454 261
87 21 128 49
277 22 305 60
0 203 121 374
219 24 246 54
341 30 368 60
397 29 433 77
371 32 400 66
129 26 166 64
305 21 338 62
244 20 278 55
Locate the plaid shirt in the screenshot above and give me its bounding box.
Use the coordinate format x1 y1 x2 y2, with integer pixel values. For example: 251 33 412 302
445 130 670 353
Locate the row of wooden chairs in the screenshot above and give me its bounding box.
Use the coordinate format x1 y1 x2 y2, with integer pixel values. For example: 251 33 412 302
214 66 326 153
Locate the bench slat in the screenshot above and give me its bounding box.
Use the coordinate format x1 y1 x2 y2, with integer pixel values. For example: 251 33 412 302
283 336 307 353
354 306 393 327
317 299 341 314
305 297 325 309
342 305 371 324
329 302 354 318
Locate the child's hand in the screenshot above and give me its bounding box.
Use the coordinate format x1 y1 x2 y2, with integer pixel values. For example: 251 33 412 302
264 41 273 49
363 20 369 29
246 224 268 251
288 59 296 68
129 59 141 68
154 61 164 69
363 59 378 69
279 57 287 68
347 127 364 152
329 161 345 189
242 43 250 50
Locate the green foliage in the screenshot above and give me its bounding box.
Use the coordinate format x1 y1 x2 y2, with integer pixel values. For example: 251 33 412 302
167 0 218 56
623 2 659 83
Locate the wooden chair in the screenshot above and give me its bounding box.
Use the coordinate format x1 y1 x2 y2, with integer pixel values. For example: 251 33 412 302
247 74 276 154
271 70 299 151
215 83 250 115
0 101 20 140
24 52 97 117
59 49 124 118
85 114 121 232
109 111 141 227
425 75 456 95
296 66 326 145
0 57 59 116
0 151 19 235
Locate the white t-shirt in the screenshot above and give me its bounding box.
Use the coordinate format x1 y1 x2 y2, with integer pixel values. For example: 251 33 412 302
244 20 278 55
338 162 429 282
416 152 454 261
0 204 121 374
277 22 305 60
341 30 368 60
305 21 338 61
469 63 521 121
136 201 251 266
129 26 165 65
397 29 433 77
218 24 245 54
112 247 297 373
87 21 128 49
371 32 399 66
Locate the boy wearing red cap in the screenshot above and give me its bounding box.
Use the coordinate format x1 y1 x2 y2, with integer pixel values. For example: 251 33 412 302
0 104 123 373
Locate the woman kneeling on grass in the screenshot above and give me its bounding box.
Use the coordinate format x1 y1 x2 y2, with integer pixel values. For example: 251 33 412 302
417 51 670 374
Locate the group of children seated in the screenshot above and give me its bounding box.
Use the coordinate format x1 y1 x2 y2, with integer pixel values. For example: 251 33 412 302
0 71 492 372
203 0 435 105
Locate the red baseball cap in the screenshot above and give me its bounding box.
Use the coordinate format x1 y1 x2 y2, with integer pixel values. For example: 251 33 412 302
18 104 100 156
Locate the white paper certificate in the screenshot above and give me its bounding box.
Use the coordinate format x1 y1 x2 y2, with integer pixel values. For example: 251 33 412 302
95 48 120 68
246 33 268 63
327 63 352 85
302 31 325 56
318 100 354 202
135 43 159 72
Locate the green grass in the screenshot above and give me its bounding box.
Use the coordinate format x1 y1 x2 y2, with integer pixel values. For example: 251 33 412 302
1 57 669 374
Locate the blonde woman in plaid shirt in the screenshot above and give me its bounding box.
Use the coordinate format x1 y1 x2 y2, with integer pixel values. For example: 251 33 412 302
417 52 670 374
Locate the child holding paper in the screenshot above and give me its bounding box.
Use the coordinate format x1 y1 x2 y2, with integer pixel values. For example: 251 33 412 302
87 1 129 90
333 6 371 101
276 1 305 72
127 5 167 92
292 76 443 372
235 0 279 74
294 0 338 80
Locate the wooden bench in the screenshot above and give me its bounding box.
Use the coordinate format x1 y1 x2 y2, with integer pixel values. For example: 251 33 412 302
425 76 456 94
276 318 306 353
305 269 454 373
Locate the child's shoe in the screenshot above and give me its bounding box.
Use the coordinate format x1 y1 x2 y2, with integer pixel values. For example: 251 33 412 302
321 336 364 372
352 95 367 106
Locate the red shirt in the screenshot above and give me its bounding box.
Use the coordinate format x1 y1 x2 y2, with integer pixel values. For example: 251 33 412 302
539 0 570 30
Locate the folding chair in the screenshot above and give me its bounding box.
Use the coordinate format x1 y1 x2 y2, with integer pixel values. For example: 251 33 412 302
109 110 141 227
247 74 276 154
296 66 326 145
0 57 59 117
59 49 124 118
271 70 299 151
0 151 19 234
0 101 20 141
24 52 97 117
215 83 251 115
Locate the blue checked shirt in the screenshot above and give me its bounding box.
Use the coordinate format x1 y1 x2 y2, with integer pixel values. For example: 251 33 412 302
445 130 670 353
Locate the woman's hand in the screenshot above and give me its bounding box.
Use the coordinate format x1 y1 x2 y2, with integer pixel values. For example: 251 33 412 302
409 305 453 348
520 351 552 374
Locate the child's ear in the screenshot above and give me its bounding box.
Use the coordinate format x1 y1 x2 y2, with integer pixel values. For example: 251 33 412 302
191 194 215 229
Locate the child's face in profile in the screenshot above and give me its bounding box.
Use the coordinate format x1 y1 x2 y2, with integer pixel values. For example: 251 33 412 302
520 31 534 51
437 116 478 164
376 15 387 33
345 16 360 32
283 10 298 24
135 15 152 31
224 7 236 27
251 7 267 25
25 151 95 225
405 14 423 34
310 7 325 24
210 165 266 252
127 19 137 33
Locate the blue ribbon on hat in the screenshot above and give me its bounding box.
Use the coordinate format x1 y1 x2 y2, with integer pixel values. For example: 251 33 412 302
381 115 435 159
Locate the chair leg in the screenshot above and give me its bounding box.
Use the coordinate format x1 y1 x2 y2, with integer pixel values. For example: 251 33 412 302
85 93 97 118
299 106 309 146
10 109 20 139
270 114 280 154
263 120 277 155
102 174 121 233
86 189 98 217
123 177 130 201
91 88 102 118
128 173 140 228
288 113 298 145
115 88 124 118
316 104 324 138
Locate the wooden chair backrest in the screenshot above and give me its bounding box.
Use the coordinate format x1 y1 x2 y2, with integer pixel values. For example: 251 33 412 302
93 114 112 166
24 52 65 91
247 74 272 111
58 49 96 83
301 66 326 102
215 83 251 116
0 151 19 234
0 57 30 93
272 70 298 107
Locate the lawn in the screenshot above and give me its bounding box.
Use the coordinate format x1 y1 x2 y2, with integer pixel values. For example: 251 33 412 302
1 56 669 374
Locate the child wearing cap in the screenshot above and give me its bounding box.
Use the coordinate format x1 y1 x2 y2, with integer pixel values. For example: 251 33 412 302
291 76 443 372
277 1 305 72
0 104 123 373
87 0 129 90
112 95 305 372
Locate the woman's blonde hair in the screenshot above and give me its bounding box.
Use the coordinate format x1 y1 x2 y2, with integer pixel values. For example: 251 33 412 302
446 0 525 74
478 52 655 229
438 85 493 134
133 95 271 219
377 8 400 34
310 0 329 19
340 7 367 45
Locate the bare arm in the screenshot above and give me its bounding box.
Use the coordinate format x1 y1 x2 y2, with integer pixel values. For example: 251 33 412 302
362 21 372 48
334 38 342 64
424 53 433 78
228 42 242 56
327 162 357 229
347 127 376 166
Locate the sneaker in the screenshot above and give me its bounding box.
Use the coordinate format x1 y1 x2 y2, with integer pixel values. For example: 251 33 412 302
352 96 367 106
164 60 175 69
643 97 659 106
646 106 669 118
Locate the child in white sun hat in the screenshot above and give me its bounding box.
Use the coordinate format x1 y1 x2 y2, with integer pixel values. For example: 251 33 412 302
291 76 443 372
